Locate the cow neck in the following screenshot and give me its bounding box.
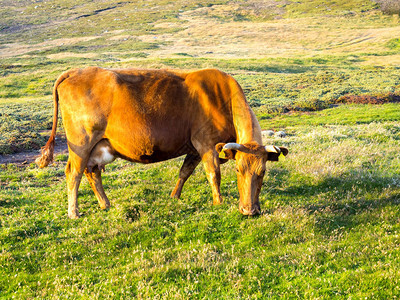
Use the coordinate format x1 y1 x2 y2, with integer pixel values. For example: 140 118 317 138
231 86 263 145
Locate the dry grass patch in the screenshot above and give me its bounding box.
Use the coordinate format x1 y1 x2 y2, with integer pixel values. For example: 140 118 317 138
46 52 98 59
0 36 100 58
361 53 400 66
108 35 132 41
136 6 400 58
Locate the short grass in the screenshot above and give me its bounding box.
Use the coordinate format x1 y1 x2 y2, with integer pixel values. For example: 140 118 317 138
1 0 400 298
1 114 400 298
260 102 400 129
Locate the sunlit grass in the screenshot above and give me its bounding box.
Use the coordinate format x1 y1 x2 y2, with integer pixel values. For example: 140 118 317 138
260 103 400 129
1 116 400 298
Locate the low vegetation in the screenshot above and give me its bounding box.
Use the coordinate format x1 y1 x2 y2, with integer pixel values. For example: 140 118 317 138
1 0 400 298
375 0 400 15
0 101 52 154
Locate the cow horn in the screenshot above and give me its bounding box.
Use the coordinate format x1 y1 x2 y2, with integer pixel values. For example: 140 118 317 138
265 145 280 153
223 143 245 151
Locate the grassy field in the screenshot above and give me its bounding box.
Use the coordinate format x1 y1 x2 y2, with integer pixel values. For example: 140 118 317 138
1 0 400 298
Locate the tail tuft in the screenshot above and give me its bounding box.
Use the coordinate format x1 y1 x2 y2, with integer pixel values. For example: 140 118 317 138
35 138 55 168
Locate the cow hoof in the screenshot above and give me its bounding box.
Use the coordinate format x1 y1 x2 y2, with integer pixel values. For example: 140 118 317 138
99 204 110 210
68 211 80 219
170 191 180 199
213 198 223 205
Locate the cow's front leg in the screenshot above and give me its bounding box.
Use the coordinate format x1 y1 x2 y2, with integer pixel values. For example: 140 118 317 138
171 154 201 199
201 150 223 205
84 168 110 210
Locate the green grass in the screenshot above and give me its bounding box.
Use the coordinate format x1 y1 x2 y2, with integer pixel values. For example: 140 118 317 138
1 0 400 298
1 116 400 298
260 103 400 129
386 38 400 49
0 101 53 154
0 0 228 44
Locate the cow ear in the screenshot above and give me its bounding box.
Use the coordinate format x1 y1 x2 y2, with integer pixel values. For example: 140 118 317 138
279 147 289 156
215 143 225 154
215 143 236 160
265 146 289 161
267 152 280 161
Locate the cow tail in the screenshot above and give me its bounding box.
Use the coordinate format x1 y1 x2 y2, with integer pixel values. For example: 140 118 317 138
35 72 69 168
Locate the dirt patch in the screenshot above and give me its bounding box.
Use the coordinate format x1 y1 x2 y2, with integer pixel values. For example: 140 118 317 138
0 138 68 166
108 35 131 41
337 92 400 105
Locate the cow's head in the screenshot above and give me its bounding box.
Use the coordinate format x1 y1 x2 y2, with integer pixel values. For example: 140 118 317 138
216 142 288 216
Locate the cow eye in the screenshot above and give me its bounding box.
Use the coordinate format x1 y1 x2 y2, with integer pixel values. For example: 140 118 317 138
235 167 240 173
259 170 266 177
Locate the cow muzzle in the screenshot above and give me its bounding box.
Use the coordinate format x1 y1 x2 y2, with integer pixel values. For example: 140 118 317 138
239 203 261 216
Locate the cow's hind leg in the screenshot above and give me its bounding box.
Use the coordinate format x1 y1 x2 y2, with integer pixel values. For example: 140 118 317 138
65 151 87 219
84 168 110 210
171 154 201 198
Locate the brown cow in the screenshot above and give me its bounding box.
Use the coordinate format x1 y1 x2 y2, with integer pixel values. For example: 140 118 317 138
36 67 288 218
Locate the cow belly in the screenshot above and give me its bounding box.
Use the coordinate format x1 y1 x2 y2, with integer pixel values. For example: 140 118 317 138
108 138 193 164
105 119 193 164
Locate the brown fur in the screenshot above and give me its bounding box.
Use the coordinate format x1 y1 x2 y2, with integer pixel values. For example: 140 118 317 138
37 67 288 218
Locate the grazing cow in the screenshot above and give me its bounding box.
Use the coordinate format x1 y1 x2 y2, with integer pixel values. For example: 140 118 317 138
36 67 288 218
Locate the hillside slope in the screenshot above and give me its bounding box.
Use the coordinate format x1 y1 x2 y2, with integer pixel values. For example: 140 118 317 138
1 0 398 59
